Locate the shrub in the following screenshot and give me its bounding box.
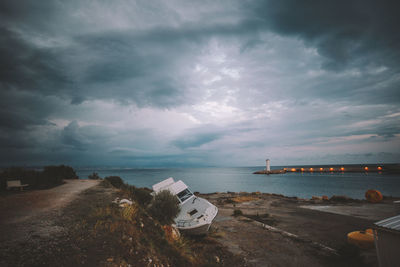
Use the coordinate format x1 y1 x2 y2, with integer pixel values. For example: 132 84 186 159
148 190 180 225
127 185 152 206
104 176 124 188
42 165 78 180
41 165 78 186
0 165 79 190
88 172 101 180
232 209 243 216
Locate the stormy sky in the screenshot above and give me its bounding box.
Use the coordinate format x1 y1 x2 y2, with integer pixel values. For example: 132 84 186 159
1 0 400 167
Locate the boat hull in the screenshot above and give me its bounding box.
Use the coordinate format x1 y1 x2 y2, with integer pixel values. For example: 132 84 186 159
175 198 218 235
152 178 218 235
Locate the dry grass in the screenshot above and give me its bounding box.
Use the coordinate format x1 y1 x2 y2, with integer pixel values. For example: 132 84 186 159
231 195 259 203
63 184 245 266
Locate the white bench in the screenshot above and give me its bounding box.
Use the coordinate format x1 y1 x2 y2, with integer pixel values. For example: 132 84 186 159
7 180 29 191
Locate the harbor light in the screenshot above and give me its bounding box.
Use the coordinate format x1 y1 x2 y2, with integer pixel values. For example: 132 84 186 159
266 159 271 172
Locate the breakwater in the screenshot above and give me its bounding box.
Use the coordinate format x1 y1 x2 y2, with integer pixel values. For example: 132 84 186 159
253 163 400 174
282 164 400 173
253 169 286 174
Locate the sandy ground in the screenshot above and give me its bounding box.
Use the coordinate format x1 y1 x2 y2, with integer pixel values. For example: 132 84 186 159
202 193 400 267
0 179 100 242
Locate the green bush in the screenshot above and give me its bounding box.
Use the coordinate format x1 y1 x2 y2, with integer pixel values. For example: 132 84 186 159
127 185 152 206
0 165 78 190
40 165 78 187
88 172 101 180
148 190 180 225
232 209 243 216
104 176 124 188
42 165 78 180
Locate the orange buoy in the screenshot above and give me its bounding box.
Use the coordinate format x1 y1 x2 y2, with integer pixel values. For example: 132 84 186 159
365 229 374 235
347 229 375 249
365 189 383 203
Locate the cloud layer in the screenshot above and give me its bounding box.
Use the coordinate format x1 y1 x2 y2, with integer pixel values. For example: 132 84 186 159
0 0 399 167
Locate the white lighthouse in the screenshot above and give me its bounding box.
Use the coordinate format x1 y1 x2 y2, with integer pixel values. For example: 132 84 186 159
266 159 271 172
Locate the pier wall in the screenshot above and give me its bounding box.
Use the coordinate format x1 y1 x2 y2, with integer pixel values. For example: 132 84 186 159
254 164 400 174
282 164 400 173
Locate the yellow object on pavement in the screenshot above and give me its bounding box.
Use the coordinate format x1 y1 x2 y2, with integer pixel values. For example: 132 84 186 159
347 229 375 249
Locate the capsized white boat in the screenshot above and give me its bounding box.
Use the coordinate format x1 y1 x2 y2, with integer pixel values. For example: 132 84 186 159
152 177 218 235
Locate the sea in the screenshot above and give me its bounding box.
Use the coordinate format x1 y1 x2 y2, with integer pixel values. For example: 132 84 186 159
76 166 400 199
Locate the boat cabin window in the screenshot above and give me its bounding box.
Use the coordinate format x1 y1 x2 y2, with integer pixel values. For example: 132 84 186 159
188 209 198 216
177 189 193 202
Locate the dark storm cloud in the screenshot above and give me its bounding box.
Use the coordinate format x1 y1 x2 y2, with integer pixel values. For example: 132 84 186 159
0 90 57 130
173 131 223 149
0 0 399 166
250 0 400 70
0 27 69 93
2 0 399 108
0 0 60 30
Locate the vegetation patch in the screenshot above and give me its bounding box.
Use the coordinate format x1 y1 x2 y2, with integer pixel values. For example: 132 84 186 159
231 196 259 203
104 176 125 188
88 172 101 180
0 165 78 191
58 182 244 266
232 209 243 216
148 190 180 225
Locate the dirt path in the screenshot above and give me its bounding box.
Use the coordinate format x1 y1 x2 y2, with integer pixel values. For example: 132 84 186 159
0 179 100 242
0 181 116 267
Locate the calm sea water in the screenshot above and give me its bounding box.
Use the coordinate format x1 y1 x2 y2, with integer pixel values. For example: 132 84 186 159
76 167 400 199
